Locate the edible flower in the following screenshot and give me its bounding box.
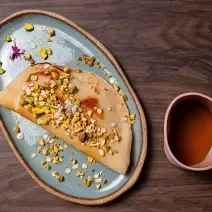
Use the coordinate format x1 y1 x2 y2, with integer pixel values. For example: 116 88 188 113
10 40 25 61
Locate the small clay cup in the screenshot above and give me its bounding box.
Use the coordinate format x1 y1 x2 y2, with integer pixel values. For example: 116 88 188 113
164 92 212 171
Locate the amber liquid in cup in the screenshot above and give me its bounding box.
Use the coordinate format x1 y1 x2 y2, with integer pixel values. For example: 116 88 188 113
168 100 212 166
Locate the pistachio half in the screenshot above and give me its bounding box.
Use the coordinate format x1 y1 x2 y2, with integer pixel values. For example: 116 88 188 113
32 107 45 115
48 29 55 37
39 48 48 60
120 93 128 101
13 125 20 133
56 175 64 182
24 53 32 61
24 23 34 31
4 36 12 42
0 67 6 75
47 48 52 55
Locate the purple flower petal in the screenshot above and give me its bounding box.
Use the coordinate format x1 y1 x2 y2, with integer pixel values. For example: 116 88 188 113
10 44 25 61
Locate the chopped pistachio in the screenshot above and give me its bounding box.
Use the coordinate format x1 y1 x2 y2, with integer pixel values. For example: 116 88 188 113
37 138 45 146
76 171 84 177
19 97 27 106
106 73 112 78
48 29 55 37
39 48 48 60
108 149 114 155
30 59 35 65
53 156 59 164
24 53 32 61
47 38 53 42
88 156 95 163
82 55 96 66
40 48 47 54
63 66 71 73
86 110 92 117
95 61 100 65
25 96 34 104
32 107 45 115
40 51 48 60
44 164 51 170
0 67 6 75
72 159 77 165
82 179 87 185
41 160 46 166
24 23 34 31
4 36 12 42
129 113 136 121
43 149 49 155
113 84 120 91
120 93 128 101
75 99 81 105
56 175 64 182
47 48 52 55
13 125 20 133
51 72 58 80
52 171 59 176
102 144 110 153
85 180 91 187
96 184 101 190
131 120 135 125
102 179 107 184
77 56 82 61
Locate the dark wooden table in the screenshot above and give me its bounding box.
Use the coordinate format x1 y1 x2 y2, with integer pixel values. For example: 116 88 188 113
1 1 212 211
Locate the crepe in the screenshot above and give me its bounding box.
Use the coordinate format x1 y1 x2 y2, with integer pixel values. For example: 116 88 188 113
0 63 132 174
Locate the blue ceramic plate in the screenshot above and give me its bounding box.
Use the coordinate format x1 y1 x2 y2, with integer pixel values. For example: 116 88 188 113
0 10 147 205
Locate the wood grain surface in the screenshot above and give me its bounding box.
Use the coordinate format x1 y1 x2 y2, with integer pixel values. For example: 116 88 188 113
0 0 212 211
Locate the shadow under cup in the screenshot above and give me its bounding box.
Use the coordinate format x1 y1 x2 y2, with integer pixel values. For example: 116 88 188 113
164 93 212 171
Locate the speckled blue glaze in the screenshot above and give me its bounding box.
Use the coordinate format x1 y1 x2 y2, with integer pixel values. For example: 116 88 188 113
0 13 142 199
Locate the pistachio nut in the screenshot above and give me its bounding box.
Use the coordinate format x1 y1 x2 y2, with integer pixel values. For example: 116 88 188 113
0 67 6 75
24 23 34 31
4 36 12 42
48 29 55 37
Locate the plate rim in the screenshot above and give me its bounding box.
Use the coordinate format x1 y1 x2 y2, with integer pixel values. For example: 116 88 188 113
0 9 147 205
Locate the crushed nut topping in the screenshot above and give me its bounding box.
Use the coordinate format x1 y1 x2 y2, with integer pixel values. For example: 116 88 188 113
19 64 123 158
65 168 71 174
97 108 103 114
31 153 37 158
17 132 24 140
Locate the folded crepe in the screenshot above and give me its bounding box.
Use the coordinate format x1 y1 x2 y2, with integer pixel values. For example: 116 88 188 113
0 63 132 174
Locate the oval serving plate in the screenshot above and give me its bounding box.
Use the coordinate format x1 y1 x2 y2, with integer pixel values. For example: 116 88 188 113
0 10 147 205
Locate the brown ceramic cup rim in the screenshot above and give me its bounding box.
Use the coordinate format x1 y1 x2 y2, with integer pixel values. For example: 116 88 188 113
164 92 212 171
